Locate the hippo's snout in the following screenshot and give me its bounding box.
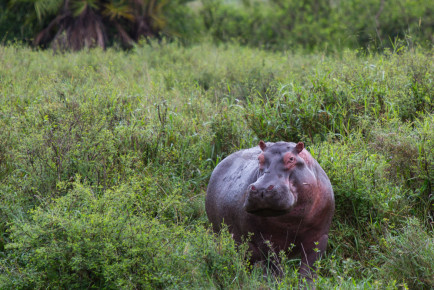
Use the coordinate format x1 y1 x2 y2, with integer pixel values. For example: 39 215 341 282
243 183 295 217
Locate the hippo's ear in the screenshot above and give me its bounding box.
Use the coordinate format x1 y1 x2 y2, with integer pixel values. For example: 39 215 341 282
296 142 304 154
259 140 267 151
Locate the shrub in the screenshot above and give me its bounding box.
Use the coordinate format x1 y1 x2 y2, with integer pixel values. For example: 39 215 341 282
375 218 434 289
200 0 433 50
370 117 433 199
0 180 247 288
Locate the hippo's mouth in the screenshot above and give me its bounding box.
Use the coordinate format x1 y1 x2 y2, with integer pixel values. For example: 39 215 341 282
246 208 289 217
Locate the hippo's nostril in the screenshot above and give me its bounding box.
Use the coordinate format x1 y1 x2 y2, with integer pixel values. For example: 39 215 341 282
267 185 274 191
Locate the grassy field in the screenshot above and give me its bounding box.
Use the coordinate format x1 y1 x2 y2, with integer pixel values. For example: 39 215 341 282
0 43 433 289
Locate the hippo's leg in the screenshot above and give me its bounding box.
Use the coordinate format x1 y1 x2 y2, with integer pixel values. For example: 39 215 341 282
299 234 328 281
247 241 285 278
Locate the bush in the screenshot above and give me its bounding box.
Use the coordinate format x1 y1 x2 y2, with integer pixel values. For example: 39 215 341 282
245 47 433 144
370 118 433 200
0 180 253 288
200 0 433 50
375 218 434 289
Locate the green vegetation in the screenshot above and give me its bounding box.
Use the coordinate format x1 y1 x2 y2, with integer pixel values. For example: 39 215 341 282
1 0 198 49
202 0 433 50
1 0 433 51
0 42 433 288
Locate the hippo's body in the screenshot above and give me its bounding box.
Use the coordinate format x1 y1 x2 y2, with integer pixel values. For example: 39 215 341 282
205 141 334 278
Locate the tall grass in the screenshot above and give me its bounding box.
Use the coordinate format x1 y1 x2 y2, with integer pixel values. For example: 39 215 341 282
0 42 432 288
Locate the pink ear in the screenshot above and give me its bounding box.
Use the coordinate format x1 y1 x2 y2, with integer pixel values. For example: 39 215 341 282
259 140 267 151
296 142 304 153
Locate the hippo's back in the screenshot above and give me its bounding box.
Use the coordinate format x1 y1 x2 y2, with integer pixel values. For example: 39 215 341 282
205 146 261 232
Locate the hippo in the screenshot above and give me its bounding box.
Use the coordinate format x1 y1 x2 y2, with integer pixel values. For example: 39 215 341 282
205 141 334 280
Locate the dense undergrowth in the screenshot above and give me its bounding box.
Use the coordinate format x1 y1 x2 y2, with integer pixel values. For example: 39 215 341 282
0 43 432 289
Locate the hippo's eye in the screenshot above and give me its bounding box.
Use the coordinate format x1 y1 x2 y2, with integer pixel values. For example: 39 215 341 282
283 153 296 169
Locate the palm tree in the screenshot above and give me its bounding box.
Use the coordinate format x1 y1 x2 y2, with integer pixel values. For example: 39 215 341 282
8 0 180 50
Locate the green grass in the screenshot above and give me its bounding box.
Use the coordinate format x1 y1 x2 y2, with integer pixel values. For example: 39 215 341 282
0 42 433 289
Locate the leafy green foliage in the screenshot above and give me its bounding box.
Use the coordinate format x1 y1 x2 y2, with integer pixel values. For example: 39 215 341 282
200 0 433 50
1 0 433 51
1 0 198 50
375 218 434 289
1 180 245 288
0 42 432 288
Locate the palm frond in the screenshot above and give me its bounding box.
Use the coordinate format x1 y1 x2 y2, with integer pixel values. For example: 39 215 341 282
103 0 134 21
70 0 99 18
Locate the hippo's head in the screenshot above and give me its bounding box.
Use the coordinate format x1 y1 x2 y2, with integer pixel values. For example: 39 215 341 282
243 141 307 217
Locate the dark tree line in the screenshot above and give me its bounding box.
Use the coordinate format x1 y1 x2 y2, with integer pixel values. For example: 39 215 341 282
1 0 432 51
